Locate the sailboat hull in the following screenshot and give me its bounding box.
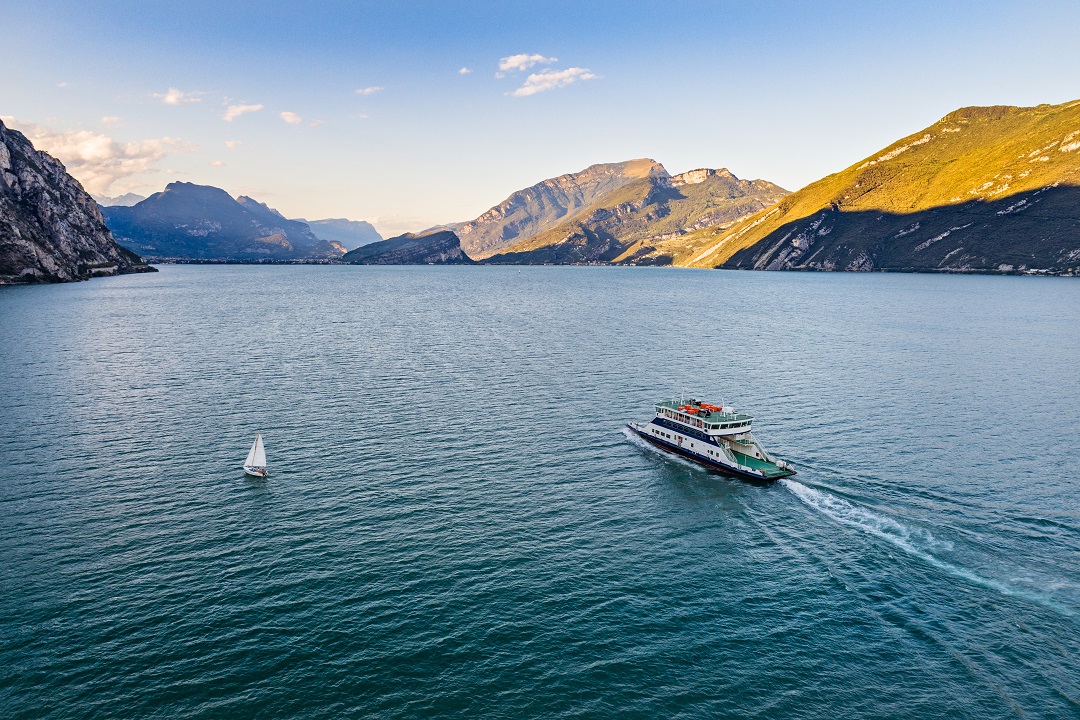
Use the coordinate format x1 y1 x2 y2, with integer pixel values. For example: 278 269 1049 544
243 465 269 478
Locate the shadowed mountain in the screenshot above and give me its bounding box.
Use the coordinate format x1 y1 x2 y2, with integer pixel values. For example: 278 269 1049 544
340 229 473 265
682 99 1080 274
301 218 382 250
484 169 788 265
457 159 668 259
102 183 345 260
1 118 153 283
726 185 1080 273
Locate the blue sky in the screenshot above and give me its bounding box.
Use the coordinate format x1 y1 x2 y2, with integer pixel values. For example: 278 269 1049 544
2 0 1078 235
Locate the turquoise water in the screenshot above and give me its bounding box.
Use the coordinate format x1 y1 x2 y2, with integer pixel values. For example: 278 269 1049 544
1 265 1078 718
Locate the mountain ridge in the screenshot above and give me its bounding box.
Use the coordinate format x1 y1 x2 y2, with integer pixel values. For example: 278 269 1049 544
457 159 668 259
103 182 345 260
483 168 789 265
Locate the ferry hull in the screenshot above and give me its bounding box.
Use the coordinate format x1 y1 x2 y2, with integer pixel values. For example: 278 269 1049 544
627 422 794 483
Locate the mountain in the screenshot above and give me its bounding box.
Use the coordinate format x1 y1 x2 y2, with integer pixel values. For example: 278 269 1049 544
485 168 789 265
687 99 1080 274
340 229 473 265
1 118 153 283
92 192 146 207
301 218 382 250
457 159 668 259
102 183 345 260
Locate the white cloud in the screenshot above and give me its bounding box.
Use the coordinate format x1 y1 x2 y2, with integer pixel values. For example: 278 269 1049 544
223 103 263 121
355 86 383 96
308 119 325 127
280 111 303 125
209 160 226 167
154 87 202 105
100 116 123 128
351 113 370 120
458 67 472 75
1 116 191 195
225 140 242 150
56 82 69 89
510 67 598 97
499 53 557 73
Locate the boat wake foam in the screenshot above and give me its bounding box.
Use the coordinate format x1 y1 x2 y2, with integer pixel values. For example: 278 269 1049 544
780 479 1076 618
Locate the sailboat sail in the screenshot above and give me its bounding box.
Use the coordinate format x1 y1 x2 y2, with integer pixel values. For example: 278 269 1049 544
245 433 266 467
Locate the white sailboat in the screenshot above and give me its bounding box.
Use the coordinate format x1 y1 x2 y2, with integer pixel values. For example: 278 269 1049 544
243 432 269 478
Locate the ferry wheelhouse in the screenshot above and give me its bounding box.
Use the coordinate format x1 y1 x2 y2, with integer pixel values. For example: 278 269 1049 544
628 398 795 481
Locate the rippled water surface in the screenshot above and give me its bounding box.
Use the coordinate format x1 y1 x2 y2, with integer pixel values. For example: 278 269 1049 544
2 265 1079 719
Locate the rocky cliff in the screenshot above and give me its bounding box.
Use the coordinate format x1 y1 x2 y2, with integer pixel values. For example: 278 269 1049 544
457 159 668 259
341 229 473 265
690 99 1080 275
0 119 152 283
103 183 345 260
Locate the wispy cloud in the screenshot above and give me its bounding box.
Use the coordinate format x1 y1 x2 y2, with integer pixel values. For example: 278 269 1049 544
499 54 557 73
279 111 303 125
225 140 242 150
100 116 123 128
355 86 384 96
209 160 226 167
56 82 69 89
308 119 325 127
1 116 191 195
154 87 202 105
223 103 263 121
510 67 598 96
458 67 472 75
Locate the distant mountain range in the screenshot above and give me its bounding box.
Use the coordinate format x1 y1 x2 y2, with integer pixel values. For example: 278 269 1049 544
13 98 1079 278
341 229 472 264
683 99 1080 274
102 183 346 260
1 118 152 283
92 192 146 207
300 218 382 250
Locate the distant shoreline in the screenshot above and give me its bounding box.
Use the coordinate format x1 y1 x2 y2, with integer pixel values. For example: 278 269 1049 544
141 258 1077 277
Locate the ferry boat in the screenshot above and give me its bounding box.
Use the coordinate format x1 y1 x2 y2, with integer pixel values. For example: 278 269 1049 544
628 398 795 481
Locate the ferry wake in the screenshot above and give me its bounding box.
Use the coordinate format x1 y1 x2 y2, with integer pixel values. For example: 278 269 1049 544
628 398 795 481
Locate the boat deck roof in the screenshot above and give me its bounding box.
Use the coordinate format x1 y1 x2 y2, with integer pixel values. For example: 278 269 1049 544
655 399 753 423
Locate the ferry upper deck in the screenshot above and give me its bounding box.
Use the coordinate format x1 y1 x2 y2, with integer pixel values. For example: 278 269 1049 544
654 399 754 435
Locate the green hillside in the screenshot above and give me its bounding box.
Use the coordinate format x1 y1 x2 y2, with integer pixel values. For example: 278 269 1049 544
484 169 788 265
684 99 1080 274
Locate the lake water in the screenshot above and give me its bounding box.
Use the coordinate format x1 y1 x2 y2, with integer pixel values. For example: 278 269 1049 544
1 265 1078 718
